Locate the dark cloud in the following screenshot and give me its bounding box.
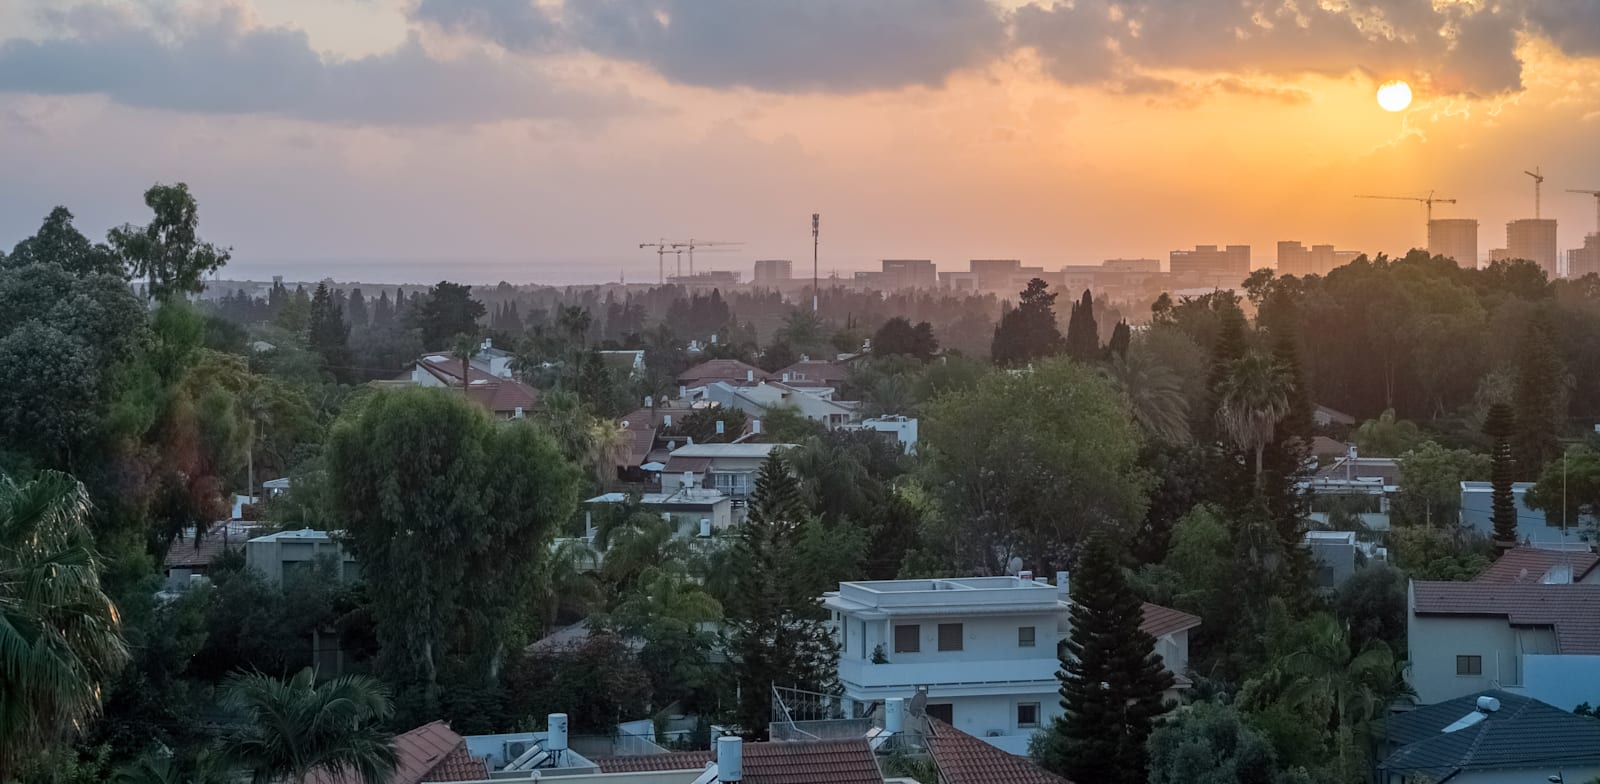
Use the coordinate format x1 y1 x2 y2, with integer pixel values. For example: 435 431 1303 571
0 4 642 125
1015 0 1527 97
418 0 1010 94
1526 0 1600 58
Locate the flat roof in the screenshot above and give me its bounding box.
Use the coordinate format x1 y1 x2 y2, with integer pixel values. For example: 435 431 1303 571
667 443 795 459
248 528 336 543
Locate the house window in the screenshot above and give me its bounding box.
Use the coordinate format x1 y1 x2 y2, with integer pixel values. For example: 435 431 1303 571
1016 703 1040 728
895 624 920 653
841 616 849 652
926 703 954 724
859 620 868 659
938 623 964 652
1018 626 1036 648
1456 655 1482 676
712 472 753 497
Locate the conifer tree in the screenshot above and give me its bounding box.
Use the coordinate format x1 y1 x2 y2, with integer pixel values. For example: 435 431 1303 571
725 454 837 738
347 287 369 328
1485 402 1518 548
1037 533 1173 784
372 290 394 329
1066 289 1100 361
1258 295 1314 597
991 278 1066 367
1512 311 1562 479
1106 320 1131 359
307 282 353 381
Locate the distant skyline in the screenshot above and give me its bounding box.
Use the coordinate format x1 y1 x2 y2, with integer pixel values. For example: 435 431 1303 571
4 0 1599 286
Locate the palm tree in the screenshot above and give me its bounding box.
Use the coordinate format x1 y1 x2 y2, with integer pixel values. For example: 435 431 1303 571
1103 349 1191 444
1269 612 1406 732
0 472 129 779
113 748 231 784
537 538 602 628
221 668 397 784
1214 350 1293 493
451 332 480 394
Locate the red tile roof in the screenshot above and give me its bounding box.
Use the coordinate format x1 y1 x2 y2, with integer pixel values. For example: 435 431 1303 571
413 357 540 416
595 738 881 784
307 721 487 784
163 523 256 569
776 360 850 385
926 719 1069 784
678 359 772 387
1140 602 1202 639
1474 548 1599 585
1412 581 1600 654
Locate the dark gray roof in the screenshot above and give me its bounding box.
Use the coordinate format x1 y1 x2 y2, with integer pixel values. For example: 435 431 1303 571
1378 690 1600 780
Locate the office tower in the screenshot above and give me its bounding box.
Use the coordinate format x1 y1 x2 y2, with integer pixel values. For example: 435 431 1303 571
1506 219 1559 278
1277 241 1311 276
969 259 1022 291
1429 218 1478 267
1170 244 1250 282
880 259 938 289
753 259 792 285
1570 234 1600 279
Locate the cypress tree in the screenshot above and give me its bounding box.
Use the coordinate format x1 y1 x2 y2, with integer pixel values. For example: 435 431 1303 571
372 290 394 328
1039 533 1173 784
1512 311 1563 479
1106 320 1131 360
991 278 1066 367
307 282 352 381
348 287 369 328
1486 402 1518 548
1066 289 1100 361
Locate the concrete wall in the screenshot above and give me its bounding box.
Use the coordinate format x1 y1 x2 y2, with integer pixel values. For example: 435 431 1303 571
932 693 1060 750
245 535 356 586
868 612 1062 664
1407 613 1521 703
1520 654 1600 712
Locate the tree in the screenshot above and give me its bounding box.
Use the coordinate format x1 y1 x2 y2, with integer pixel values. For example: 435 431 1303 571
1036 534 1172 784
1106 320 1131 359
1394 441 1490 527
1103 344 1191 445
307 283 353 381
1484 402 1518 546
0 472 129 779
664 406 748 444
107 183 230 300
991 278 1065 367
1353 409 1424 457
1214 351 1293 493
1512 311 1564 478
920 358 1148 573
346 288 370 329
371 291 394 329
1335 564 1407 652
221 668 397 784
872 317 938 360
327 388 581 713
1146 702 1295 784
724 455 839 737
415 282 487 349
1065 289 1099 361
1526 445 1600 534
5 206 124 277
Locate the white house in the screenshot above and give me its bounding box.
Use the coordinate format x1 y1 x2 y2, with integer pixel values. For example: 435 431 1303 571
858 416 919 454
702 380 861 430
245 529 359 586
821 574 1199 755
1407 552 1600 711
1304 530 1358 591
1300 452 1398 531
659 442 796 500
1458 481 1592 546
583 489 734 537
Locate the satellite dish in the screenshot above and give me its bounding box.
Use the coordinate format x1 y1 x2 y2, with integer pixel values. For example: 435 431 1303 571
1006 556 1024 575
908 688 928 717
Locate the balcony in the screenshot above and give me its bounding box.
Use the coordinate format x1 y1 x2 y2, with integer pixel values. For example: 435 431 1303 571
839 657 1059 695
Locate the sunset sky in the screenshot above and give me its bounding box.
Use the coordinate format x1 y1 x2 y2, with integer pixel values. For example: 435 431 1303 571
3 0 1599 284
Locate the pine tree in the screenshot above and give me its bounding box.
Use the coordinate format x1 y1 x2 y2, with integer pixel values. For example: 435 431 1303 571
348 287 369 328
1066 289 1100 361
1039 533 1173 784
991 278 1066 367
1486 402 1518 548
726 455 837 738
372 290 394 329
1512 311 1563 479
307 282 353 381
1258 296 1314 600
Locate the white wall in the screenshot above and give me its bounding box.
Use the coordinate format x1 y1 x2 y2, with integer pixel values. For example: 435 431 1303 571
933 693 1060 747
871 613 1061 664
1520 654 1600 712
1407 613 1520 703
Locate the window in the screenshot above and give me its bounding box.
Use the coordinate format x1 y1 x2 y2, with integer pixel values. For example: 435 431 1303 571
712 471 753 497
1456 655 1482 676
926 703 953 724
1018 626 1037 648
841 615 849 652
859 620 868 659
938 623 964 652
894 624 920 653
1016 703 1040 728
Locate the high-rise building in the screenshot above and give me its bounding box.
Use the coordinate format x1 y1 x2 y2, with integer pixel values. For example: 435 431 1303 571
1170 244 1250 283
880 259 938 289
753 259 792 285
1277 242 1361 277
1429 219 1478 267
1506 219 1559 278
1102 258 1161 273
1277 241 1311 276
969 259 1022 291
1570 234 1600 279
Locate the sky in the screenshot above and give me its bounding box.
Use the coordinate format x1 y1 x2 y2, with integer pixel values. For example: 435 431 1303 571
2 0 1599 285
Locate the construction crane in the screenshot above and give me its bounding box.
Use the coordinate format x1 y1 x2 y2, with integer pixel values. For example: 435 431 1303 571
638 239 678 284
1355 191 1458 242
1526 167 1545 219
670 239 744 276
1568 189 1600 235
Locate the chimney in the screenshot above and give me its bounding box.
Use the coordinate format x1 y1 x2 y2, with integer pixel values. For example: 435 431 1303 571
1056 570 1070 598
716 420 726 435
885 697 905 734
717 736 743 782
1018 569 1034 584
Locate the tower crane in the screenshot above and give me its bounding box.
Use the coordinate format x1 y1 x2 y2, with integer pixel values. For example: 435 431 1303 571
1354 191 1458 244
638 240 678 285
1568 189 1600 236
1526 167 1545 219
670 239 744 276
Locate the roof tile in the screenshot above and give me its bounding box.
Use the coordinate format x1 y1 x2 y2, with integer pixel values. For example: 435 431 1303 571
1474 547 1599 585
926 719 1069 784
1412 581 1600 654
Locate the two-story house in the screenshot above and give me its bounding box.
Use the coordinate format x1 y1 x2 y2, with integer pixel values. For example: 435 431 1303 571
821 574 1199 754
1407 548 1600 711
659 442 795 500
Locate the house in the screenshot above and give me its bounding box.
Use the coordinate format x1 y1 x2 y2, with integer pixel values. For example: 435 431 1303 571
598 349 646 376
677 359 772 388
396 347 539 419
1304 530 1358 591
262 477 291 498
1474 547 1600 585
615 399 719 481
821 574 1199 754
776 358 852 388
1407 577 1600 709
925 718 1067 784
161 521 257 592
584 489 734 536
660 442 796 500
1314 404 1357 428
1301 452 1398 531
1374 691 1600 784
859 415 919 453
308 721 487 784
245 529 359 586
703 380 862 430
1459 481 1591 546
1309 436 1351 461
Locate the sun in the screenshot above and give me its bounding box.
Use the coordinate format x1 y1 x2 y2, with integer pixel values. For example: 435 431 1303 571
1376 80 1413 112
